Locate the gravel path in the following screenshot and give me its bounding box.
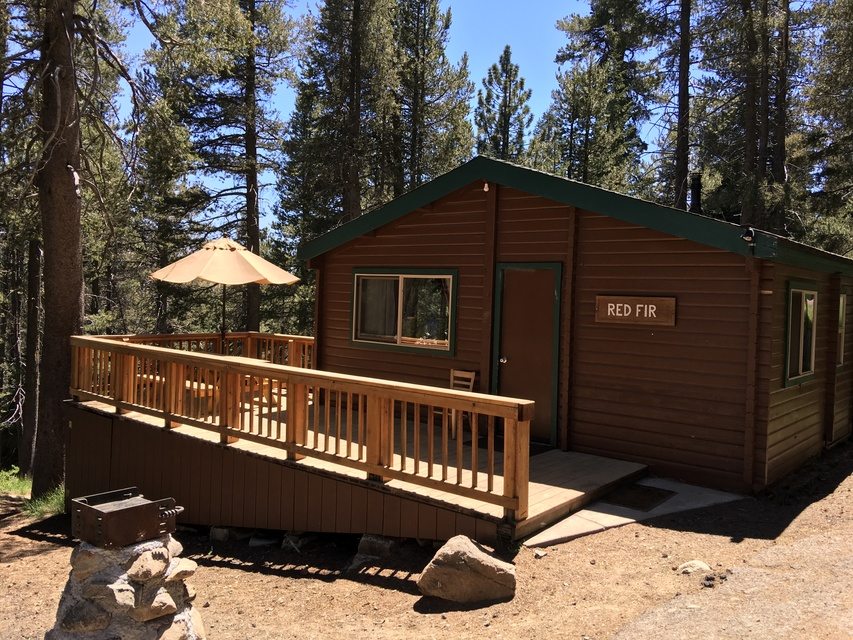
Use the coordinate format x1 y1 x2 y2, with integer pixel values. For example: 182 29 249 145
2 441 851 639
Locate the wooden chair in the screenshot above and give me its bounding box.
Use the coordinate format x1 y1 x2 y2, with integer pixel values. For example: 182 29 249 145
449 369 477 439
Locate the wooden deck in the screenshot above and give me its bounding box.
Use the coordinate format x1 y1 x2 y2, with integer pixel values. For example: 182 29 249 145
71 400 645 542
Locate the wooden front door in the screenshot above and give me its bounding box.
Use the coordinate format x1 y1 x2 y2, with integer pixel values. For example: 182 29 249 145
493 263 561 444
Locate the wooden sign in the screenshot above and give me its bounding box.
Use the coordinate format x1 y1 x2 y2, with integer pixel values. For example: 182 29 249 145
595 296 676 326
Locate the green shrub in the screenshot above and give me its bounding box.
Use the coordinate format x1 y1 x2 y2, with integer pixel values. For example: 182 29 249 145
0 468 65 518
0 466 31 496
23 484 66 518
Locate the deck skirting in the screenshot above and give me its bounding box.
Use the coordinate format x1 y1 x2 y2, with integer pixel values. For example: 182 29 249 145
66 402 645 545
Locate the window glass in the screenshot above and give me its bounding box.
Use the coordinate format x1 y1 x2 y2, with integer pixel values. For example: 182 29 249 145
354 273 452 350
400 278 450 347
356 277 398 342
802 292 816 373
788 287 817 379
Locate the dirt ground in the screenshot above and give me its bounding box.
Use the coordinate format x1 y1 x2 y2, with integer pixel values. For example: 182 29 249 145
2 442 851 640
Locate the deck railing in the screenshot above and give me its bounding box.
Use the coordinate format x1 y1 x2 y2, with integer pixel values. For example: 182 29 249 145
100 331 314 368
69 335 532 521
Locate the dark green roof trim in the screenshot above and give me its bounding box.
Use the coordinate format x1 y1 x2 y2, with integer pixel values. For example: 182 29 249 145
298 156 853 275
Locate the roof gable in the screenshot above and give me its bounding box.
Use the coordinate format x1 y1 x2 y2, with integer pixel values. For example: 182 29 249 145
299 156 853 276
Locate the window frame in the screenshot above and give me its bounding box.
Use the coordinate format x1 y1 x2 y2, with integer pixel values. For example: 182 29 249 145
785 281 819 385
351 268 457 356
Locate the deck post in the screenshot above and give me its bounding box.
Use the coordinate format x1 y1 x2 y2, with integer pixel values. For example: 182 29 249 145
111 349 124 414
502 418 518 520
514 419 530 520
164 361 177 428
286 384 307 462
286 346 307 461
366 395 390 482
219 371 239 444
502 417 530 521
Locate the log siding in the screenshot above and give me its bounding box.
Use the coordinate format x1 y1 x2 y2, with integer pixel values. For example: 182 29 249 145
568 212 753 490
311 169 853 492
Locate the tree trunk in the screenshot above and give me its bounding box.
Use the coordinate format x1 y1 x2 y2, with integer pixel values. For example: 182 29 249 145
31 0 83 498
756 0 770 228
770 0 789 234
20 239 42 476
674 0 691 210
342 0 363 222
740 0 759 226
243 0 260 332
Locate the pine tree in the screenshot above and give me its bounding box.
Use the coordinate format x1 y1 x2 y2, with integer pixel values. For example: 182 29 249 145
692 0 795 233
394 1 473 190
797 0 853 252
146 0 296 331
555 0 658 181
530 55 633 190
474 45 532 161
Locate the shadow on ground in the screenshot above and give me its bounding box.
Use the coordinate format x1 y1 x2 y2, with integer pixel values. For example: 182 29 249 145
181 530 433 595
641 440 853 543
1 509 74 563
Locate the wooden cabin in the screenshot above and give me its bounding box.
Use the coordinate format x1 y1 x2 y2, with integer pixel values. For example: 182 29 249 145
300 156 853 493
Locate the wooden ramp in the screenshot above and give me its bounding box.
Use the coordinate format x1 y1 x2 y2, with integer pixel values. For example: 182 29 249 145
66 402 645 544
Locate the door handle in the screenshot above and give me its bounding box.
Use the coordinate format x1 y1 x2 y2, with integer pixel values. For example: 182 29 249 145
499 357 508 364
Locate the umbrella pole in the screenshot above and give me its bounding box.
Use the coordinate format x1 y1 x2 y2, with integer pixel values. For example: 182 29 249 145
220 284 227 355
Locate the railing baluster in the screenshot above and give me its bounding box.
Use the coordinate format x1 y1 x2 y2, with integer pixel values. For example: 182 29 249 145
345 392 353 458
334 390 341 455
357 394 364 461
311 386 320 449
413 403 421 476
487 415 495 493
400 401 407 472
455 408 463 486
471 412 479 489
441 408 448 482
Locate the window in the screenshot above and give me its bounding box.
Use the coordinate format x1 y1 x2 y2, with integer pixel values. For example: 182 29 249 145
839 294 847 366
353 273 453 350
787 286 818 380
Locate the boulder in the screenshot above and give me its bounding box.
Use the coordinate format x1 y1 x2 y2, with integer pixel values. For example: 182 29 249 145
166 536 184 558
677 560 712 575
82 577 136 611
127 548 170 583
70 545 111 582
165 558 198 583
417 535 516 603
59 599 112 633
130 589 177 623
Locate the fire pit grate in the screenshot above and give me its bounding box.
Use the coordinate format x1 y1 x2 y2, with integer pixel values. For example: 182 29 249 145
71 487 184 548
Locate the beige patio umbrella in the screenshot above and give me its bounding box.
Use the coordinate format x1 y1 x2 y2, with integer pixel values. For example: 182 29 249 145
150 237 299 348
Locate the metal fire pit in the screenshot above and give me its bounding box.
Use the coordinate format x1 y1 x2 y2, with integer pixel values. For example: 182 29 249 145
71 487 184 549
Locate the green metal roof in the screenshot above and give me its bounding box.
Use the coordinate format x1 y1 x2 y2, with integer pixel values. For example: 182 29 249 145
299 156 853 275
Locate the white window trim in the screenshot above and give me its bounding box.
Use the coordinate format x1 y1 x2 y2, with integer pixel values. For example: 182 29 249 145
788 287 818 380
352 273 453 351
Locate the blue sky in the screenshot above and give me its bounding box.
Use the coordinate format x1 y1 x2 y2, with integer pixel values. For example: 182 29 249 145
440 0 581 117
126 1 584 122
123 1 588 223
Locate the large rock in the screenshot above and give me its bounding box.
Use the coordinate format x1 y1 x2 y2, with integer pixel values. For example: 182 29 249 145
417 535 516 603
127 548 170 583
59 599 112 633
678 560 712 575
70 546 111 582
165 558 198 583
47 535 205 640
130 588 178 622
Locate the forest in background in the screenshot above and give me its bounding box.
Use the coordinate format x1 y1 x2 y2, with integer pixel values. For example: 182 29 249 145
0 0 851 493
